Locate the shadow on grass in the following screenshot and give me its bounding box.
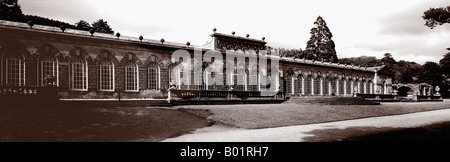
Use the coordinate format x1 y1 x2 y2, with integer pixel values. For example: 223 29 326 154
0 103 212 142
302 122 450 142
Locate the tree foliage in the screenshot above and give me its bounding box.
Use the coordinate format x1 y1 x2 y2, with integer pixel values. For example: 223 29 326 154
0 0 23 21
305 16 338 63
75 20 91 31
339 52 450 97
439 49 450 76
423 6 450 29
23 15 76 29
92 19 114 34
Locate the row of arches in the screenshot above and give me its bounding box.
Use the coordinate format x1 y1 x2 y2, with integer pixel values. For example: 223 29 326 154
285 73 379 96
1 44 164 92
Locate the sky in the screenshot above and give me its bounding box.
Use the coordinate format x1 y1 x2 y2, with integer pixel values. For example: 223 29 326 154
19 0 450 64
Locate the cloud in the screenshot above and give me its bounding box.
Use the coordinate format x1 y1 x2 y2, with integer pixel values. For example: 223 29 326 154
376 0 450 36
348 33 450 64
346 0 450 64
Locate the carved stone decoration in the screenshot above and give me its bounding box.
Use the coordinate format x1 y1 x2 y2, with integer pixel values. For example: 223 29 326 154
119 52 142 66
214 34 266 54
94 49 119 65
68 47 93 64
143 54 163 68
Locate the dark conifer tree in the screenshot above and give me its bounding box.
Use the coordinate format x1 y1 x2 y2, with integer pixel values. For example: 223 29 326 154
305 16 338 63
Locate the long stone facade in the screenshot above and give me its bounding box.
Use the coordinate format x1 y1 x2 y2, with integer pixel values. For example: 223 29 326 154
0 20 392 100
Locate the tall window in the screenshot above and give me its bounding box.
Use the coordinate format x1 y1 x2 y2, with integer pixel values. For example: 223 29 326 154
346 79 352 95
315 77 321 95
369 81 373 94
323 78 329 95
6 56 25 86
204 69 210 90
297 75 303 95
358 80 363 94
306 75 312 95
363 80 367 94
40 56 58 86
331 78 337 95
125 63 138 91
148 65 159 90
70 59 88 90
226 69 233 90
249 71 258 91
286 75 293 94
98 60 114 91
236 69 247 91
339 78 345 95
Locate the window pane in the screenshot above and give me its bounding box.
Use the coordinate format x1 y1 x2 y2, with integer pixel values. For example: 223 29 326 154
125 64 138 91
99 61 113 91
7 58 24 86
148 65 159 90
41 57 57 86
71 60 87 90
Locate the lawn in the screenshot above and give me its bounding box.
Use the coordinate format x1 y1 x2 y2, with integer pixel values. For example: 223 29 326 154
177 101 450 129
0 103 212 142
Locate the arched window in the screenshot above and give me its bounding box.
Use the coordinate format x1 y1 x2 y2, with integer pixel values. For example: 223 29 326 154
39 56 58 87
98 60 114 91
297 74 304 95
315 76 321 95
249 70 258 91
286 75 293 94
4 56 25 86
358 79 366 93
363 80 367 94
205 69 213 90
346 78 352 96
369 80 373 94
70 59 88 91
323 77 329 95
170 66 181 89
125 63 139 92
236 68 247 91
357 80 363 93
355 79 360 94
148 64 159 90
224 69 233 90
331 77 337 95
339 78 345 95
306 75 312 95
192 66 202 90
383 80 388 94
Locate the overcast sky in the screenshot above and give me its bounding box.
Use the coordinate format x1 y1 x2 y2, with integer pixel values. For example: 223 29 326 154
19 0 450 64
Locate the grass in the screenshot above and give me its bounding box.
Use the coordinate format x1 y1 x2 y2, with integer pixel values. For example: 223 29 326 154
0 103 212 142
177 101 450 129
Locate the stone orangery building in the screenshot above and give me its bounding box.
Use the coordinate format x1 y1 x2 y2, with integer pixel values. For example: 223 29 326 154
0 20 392 101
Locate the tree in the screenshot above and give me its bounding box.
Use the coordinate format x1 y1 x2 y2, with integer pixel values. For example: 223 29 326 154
0 0 24 21
439 49 450 97
418 61 443 87
423 6 450 29
305 16 338 63
75 20 91 31
339 56 380 67
23 15 76 29
439 48 450 76
92 19 114 34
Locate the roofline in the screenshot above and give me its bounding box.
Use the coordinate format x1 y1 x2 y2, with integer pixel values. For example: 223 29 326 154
277 57 384 73
0 20 386 73
211 32 267 44
0 20 206 51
